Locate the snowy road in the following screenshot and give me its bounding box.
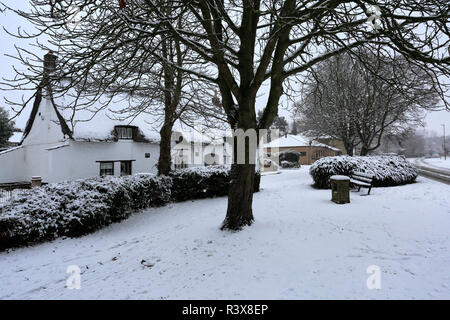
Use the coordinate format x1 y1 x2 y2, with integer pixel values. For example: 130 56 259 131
1 167 450 299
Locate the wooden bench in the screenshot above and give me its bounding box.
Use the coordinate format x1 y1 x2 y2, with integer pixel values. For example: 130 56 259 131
349 171 374 195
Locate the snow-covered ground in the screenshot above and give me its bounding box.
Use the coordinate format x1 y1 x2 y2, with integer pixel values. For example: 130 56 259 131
422 158 450 170
1 167 450 299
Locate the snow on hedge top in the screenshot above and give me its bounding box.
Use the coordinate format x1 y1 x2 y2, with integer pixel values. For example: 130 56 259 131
310 155 418 188
171 165 231 177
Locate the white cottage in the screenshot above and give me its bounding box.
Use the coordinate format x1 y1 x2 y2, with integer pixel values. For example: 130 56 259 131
0 53 164 185
0 53 236 186
0 98 162 184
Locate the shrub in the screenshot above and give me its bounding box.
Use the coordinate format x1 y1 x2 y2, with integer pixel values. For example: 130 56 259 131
169 165 261 201
0 166 262 250
0 174 172 250
309 155 418 189
279 150 300 166
281 161 301 169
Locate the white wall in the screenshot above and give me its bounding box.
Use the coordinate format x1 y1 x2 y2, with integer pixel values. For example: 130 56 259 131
22 97 68 146
0 93 161 184
47 140 160 182
0 147 28 183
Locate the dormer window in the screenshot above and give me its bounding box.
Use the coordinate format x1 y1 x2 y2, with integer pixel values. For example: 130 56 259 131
115 126 134 140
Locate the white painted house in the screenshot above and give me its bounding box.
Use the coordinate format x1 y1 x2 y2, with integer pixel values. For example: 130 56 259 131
0 93 162 184
0 53 234 185
0 53 166 185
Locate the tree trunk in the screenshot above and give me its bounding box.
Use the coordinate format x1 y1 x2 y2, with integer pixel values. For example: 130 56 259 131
158 123 173 176
221 95 257 231
221 163 255 230
360 145 369 156
344 141 354 156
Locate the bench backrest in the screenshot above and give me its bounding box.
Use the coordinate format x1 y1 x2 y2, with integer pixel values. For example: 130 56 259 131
351 171 374 184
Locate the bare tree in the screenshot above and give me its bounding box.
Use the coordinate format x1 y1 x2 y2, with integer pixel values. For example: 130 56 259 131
1 1 226 176
295 49 442 155
294 53 362 155
2 0 449 230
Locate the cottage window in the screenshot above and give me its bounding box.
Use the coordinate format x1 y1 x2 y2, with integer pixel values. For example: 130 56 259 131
120 161 132 176
100 162 114 176
116 126 133 139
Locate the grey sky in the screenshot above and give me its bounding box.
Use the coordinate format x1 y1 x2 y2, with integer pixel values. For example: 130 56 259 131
1 2 449 135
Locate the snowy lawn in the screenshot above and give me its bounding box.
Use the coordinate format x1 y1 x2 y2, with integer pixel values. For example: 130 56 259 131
1 167 449 299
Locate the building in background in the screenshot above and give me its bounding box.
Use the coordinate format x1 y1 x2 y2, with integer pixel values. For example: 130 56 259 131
264 134 341 165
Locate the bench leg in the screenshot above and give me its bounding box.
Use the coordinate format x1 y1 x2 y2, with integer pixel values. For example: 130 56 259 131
367 187 371 195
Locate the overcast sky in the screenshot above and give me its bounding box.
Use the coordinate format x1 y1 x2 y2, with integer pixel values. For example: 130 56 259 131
1 2 449 136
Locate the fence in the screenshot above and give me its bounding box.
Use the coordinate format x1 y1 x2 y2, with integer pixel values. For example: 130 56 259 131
0 188 28 206
0 189 13 205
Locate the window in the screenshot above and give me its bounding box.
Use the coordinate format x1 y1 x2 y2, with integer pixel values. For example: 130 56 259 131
313 150 324 159
116 126 133 139
100 162 114 176
121 161 132 176
299 152 307 157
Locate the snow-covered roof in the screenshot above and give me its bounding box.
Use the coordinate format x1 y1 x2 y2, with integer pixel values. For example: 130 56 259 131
264 134 340 151
21 84 162 144
68 108 161 143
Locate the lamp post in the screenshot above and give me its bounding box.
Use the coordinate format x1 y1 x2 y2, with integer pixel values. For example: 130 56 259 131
443 124 446 160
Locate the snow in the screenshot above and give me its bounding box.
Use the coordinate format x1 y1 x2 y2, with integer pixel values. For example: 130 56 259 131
1 167 450 299
422 158 450 170
330 175 350 181
265 134 339 151
0 145 23 156
45 90 162 143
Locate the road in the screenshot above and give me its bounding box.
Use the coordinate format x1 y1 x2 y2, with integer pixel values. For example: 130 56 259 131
414 158 450 184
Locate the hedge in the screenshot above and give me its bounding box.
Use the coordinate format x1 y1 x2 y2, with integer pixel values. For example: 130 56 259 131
0 166 261 250
170 165 261 201
309 155 418 189
0 174 172 250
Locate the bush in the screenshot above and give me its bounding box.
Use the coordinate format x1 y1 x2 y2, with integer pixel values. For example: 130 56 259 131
279 150 301 168
281 161 301 169
309 155 418 189
0 166 261 250
170 165 261 201
0 174 172 250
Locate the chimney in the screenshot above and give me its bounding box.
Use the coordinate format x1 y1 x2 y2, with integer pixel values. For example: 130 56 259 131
44 51 57 77
31 176 42 188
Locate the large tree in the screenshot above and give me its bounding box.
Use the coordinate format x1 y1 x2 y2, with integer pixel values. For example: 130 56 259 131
2 1 226 176
295 50 442 155
2 0 449 230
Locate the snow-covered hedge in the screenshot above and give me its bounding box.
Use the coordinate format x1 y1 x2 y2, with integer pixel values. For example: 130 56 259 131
310 155 418 189
0 166 262 250
0 174 172 250
170 165 261 202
